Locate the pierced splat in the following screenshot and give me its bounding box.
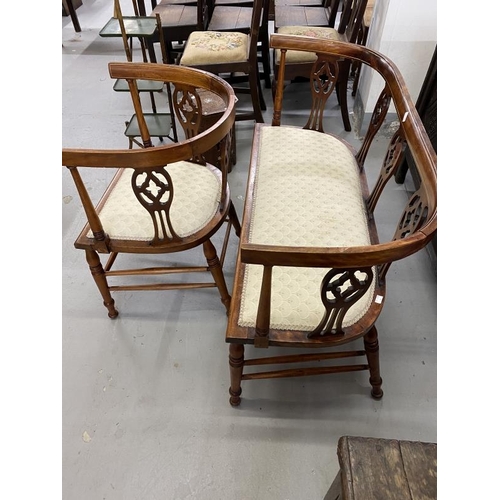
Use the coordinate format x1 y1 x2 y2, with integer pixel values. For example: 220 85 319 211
379 187 429 280
394 189 429 240
356 86 392 167
173 85 203 140
131 168 180 244
308 267 374 338
304 57 340 133
367 127 406 214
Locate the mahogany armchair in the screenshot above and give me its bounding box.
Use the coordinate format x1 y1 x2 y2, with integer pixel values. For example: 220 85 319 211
62 63 241 318
225 36 437 406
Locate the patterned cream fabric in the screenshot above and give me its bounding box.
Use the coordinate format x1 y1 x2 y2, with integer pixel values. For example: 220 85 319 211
275 27 341 64
238 126 375 332
180 31 250 65
88 161 221 241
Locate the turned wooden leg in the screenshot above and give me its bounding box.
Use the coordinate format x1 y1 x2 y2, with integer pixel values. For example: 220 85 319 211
229 343 244 406
85 249 118 319
203 239 231 314
229 201 241 238
364 326 383 399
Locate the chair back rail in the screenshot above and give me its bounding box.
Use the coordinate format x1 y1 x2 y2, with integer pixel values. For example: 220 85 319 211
63 63 236 169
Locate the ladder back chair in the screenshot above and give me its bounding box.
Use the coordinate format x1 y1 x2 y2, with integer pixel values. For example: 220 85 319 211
179 0 266 123
225 36 437 406
273 0 368 131
206 0 272 90
63 63 241 318
149 0 211 60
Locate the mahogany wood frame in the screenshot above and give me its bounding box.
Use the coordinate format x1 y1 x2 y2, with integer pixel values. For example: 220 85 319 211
63 63 241 318
226 36 437 406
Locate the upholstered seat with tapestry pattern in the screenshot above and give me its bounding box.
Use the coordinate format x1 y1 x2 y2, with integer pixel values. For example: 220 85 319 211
274 26 341 63
179 31 250 64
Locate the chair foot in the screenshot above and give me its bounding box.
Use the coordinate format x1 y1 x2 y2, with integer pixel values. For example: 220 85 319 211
229 387 242 406
107 304 119 319
371 386 384 399
229 343 244 406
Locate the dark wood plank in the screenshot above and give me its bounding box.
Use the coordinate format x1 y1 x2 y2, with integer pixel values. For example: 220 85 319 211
208 6 252 30
399 440 437 500
344 437 413 500
337 436 437 500
303 7 329 25
274 6 307 26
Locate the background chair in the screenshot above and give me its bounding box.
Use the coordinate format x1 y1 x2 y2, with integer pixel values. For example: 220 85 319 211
206 0 272 89
62 62 241 318
273 0 368 131
149 0 211 60
179 0 266 123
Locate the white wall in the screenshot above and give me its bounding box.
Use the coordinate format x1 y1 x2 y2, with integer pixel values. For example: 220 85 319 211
354 0 437 130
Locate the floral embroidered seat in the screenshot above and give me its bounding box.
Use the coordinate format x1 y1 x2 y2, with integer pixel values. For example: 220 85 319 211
62 62 241 318
225 35 437 407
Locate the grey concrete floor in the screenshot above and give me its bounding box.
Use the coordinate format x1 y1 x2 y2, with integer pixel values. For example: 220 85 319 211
62 2 437 499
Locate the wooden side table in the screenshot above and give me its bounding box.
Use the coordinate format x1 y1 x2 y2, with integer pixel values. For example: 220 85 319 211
324 436 437 500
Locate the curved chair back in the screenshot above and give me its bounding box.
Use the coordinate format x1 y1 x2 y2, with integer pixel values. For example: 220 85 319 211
62 63 241 318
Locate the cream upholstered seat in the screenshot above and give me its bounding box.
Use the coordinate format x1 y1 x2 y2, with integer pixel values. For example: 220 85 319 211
88 162 222 241
238 126 375 332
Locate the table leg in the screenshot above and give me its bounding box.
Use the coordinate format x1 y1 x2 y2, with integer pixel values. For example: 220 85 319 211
65 0 81 32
